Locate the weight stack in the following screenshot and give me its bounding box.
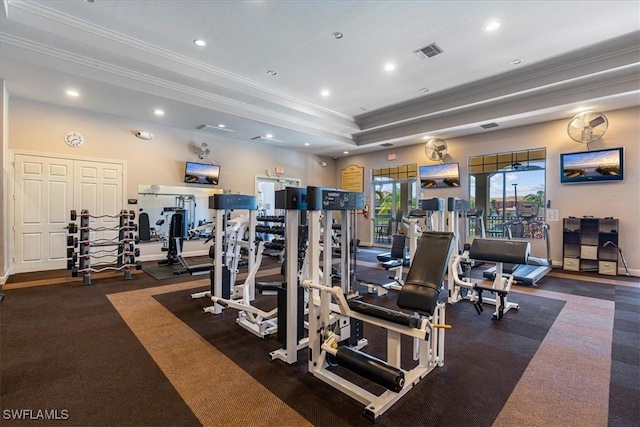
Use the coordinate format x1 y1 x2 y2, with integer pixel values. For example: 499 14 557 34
210 266 231 300
276 283 304 345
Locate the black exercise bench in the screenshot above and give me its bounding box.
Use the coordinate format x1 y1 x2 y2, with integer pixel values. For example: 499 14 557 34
468 238 530 319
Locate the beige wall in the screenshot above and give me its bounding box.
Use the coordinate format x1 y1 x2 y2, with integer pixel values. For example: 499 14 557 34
1 82 8 284
336 106 640 275
4 98 639 275
6 98 337 264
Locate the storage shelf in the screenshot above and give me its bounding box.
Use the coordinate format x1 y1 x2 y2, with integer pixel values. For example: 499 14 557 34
563 217 618 276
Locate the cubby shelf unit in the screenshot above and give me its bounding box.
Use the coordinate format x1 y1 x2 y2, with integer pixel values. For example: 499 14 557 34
562 217 619 275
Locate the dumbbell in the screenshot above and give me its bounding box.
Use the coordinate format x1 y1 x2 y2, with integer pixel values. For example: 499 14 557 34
67 223 78 234
71 266 79 277
67 236 79 248
70 210 77 221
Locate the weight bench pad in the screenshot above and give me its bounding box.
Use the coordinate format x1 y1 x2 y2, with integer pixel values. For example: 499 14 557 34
397 231 455 316
382 260 403 270
469 238 530 265
348 299 421 328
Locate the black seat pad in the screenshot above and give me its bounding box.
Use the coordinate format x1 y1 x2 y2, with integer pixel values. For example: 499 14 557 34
397 232 454 316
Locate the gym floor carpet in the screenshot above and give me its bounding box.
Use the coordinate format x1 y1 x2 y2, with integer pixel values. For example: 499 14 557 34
1 247 638 426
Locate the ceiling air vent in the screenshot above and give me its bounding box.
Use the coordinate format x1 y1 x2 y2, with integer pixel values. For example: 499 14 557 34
380 143 394 147
251 136 283 143
480 122 499 129
196 124 235 135
414 43 443 60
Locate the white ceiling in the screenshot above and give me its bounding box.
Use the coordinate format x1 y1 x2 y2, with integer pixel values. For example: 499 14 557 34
1 0 639 157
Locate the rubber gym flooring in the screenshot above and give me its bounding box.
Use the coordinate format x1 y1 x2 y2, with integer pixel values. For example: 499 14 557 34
1 247 638 426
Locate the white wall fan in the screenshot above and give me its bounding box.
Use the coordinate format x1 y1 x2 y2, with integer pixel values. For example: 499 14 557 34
567 111 608 148
424 138 448 163
194 142 211 160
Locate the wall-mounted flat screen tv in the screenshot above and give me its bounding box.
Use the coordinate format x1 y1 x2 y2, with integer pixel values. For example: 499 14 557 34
184 162 220 185
560 147 623 184
419 163 460 188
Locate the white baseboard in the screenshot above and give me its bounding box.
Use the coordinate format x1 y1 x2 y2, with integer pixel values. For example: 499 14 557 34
0 269 8 286
619 268 640 277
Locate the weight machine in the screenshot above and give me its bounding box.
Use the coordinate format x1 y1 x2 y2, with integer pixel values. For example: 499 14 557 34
482 201 551 286
303 186 455 421
191 194 257 318
448 238 529 320
268 187 310 363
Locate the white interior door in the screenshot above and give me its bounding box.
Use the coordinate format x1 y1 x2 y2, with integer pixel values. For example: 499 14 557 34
74 160 123 243
14 155 74 273
13 154 124 273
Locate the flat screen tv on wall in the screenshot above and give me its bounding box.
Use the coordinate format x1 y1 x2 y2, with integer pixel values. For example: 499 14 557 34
560 147 624 184
419 163 460 188
184 162 220 185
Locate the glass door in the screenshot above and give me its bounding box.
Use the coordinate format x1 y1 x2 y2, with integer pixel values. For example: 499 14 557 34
372 178 417 246
256 177 301 216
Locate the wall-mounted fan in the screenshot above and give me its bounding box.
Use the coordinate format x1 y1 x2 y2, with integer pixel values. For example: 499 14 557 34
195 142 211 160
424 138 448 162
567 111 608 146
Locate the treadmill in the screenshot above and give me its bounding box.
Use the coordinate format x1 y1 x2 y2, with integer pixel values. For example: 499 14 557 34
482 202 551 286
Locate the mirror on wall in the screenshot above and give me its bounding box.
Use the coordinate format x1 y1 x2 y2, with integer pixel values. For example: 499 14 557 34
136 184 222 243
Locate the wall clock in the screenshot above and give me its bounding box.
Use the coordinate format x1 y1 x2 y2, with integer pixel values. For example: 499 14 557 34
65 132 84 148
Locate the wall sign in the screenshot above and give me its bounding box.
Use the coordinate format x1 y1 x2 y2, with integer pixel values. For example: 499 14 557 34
341 164 364 192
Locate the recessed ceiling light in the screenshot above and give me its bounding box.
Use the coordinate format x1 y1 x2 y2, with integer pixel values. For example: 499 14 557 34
359 107 367 111
266 70 277 76
153 109 165 116
266 134 273 138
420 88 429 93
193 39 206 47
485 22 501 31
331 32 344 39
304 143 310 146
343 151 349 154
321 90 330 97
511 59 522 65
384 63 396 72
217 124 225 128
65 89 80 97
84 0 95 3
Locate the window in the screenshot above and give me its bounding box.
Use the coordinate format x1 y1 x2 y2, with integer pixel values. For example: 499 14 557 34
469 148 546 239
371 164 418 244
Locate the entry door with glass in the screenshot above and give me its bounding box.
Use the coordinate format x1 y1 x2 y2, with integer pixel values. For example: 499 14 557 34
372 178 417 246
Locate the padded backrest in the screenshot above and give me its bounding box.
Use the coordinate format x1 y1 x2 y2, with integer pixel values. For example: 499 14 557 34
469 238 530 264
389 234 407 259
397 231 455 315
169 213 184 239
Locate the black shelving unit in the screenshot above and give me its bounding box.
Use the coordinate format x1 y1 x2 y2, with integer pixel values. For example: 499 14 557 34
562 217 619 275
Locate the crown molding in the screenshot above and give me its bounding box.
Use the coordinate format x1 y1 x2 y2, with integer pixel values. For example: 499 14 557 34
352 64 640 146
1 33 355 144
355 31 640 131
4 0 354 126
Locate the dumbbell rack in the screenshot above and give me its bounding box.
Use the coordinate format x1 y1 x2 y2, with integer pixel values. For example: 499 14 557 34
256 215 286 258
67 209 141 285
